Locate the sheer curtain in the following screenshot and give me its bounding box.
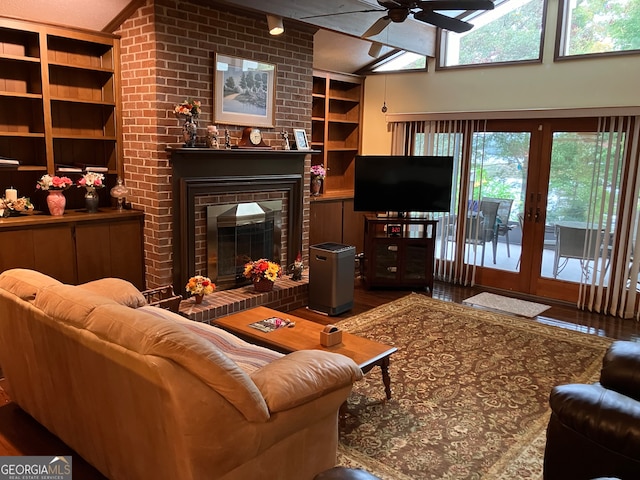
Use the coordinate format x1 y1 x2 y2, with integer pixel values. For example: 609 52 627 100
389 120 488 285
580 116 640 318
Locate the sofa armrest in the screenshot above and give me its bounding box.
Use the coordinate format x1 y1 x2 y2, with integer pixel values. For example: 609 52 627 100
549 383 640 459
251 350 363 413
600 341 640 401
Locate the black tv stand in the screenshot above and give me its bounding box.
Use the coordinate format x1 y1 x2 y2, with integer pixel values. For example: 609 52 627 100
363 215 437 292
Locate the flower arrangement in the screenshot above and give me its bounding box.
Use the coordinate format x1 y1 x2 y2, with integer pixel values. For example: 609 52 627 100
77 172 105 190
310 164 326 179
185 275 215 296
36 174 73 191
174 99 202 118
243 258 283 283
77 172 104 190
0 196 34 217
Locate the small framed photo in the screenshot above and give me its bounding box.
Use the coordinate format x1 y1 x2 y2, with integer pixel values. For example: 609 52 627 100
293 128 310 151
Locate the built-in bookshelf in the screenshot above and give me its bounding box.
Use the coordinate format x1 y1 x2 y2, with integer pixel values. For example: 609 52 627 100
309 70 365 251
311 70 362 197
0 18 121 178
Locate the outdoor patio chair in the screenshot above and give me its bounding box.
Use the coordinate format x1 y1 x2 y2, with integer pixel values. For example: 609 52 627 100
482 197 515 257
465 200 499 266
553 222 612 279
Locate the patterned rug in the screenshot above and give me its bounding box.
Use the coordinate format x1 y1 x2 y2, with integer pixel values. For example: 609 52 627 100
462 292 551 318
335 293 612 479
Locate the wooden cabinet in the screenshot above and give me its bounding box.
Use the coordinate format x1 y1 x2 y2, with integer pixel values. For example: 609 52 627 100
0 17 121 182
311 70 362 197
0 210 145 289
363 215 437 292
309 197 365 253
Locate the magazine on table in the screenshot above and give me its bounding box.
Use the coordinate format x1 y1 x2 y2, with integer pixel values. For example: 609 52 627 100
248 316 293 333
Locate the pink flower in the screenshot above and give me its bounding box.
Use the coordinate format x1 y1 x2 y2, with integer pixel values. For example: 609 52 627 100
52 176 72 188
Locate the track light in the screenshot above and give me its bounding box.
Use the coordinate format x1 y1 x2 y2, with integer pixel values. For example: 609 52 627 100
368 42 383 58
267 15 284 36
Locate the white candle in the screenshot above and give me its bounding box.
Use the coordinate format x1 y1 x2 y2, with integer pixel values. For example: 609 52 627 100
5 188 17 202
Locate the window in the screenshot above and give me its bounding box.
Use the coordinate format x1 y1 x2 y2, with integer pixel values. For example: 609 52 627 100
557 0 640 57
369 51 427 73
439 0 545 68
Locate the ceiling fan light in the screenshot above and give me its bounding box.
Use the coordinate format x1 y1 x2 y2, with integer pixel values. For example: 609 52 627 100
267 15 284 35
387 8 409 23
368 42 383 58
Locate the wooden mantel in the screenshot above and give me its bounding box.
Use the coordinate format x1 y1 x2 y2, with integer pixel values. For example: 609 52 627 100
168 148 313 292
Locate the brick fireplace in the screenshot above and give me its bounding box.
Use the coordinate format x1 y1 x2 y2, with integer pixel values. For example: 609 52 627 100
116 0 314 289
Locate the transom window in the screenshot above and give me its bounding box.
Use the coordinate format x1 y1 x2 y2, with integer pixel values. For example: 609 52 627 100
438 0 546 68
557 0 640 57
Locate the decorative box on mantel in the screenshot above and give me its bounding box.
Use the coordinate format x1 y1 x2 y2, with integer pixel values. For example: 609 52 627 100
169 147 316 298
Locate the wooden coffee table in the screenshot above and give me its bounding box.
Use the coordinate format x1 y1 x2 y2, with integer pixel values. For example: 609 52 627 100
213 306 397 400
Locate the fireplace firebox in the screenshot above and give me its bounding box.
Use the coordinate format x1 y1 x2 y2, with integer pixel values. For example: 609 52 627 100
207 201 282 290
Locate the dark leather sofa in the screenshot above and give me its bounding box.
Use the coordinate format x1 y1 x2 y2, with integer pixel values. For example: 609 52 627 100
544 340 640 479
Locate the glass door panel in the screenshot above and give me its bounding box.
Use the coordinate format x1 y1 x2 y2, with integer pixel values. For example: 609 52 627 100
466 131 530 272
542 132 603 282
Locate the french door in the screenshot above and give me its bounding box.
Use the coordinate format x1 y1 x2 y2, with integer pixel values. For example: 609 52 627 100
469 118 609 303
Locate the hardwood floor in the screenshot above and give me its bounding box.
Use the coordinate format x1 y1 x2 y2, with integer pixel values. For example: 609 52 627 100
0 280 638 479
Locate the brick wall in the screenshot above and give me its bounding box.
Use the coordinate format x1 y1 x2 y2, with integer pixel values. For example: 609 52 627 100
117 0 314 288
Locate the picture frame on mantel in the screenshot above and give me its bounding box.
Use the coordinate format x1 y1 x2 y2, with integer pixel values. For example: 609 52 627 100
293 128 310 151
214 53 276 128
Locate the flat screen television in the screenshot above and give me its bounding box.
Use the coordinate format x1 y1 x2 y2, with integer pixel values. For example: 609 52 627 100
353 155 454 213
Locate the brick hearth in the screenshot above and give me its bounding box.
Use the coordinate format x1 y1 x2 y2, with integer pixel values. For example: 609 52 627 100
179 273 309 324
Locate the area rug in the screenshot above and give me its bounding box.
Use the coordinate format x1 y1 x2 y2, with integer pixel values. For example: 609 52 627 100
462 292 551 318
335 293 612 479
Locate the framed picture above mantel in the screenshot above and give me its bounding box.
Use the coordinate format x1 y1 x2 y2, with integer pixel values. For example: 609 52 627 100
213 53 276 128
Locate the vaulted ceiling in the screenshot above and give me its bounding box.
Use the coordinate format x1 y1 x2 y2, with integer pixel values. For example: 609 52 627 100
211 0 437 57
1 0 439 73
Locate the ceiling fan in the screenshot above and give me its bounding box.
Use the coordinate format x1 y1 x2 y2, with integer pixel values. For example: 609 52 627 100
302 0 495 35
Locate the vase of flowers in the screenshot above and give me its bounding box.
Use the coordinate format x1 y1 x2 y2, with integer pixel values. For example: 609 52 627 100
77 172 105 213
36 174 73 216
243 258 282 292
185 275 215 303
174 99 201 148
310 164 326 196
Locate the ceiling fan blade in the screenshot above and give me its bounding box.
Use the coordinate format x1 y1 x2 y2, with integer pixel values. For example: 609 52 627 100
413 10 474 33
300 9 381 20
362 17 392 38
417 0 494 10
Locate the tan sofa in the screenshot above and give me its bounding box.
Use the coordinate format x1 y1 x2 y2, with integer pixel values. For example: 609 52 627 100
0 269 362 480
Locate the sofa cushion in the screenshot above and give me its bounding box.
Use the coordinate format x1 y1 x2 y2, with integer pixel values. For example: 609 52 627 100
33 284 119 329
138 306 284 374
83 303 270 422
77 278 147 308
0 268 62 302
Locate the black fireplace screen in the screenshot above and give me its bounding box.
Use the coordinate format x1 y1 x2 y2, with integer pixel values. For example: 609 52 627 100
207 201 282 290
